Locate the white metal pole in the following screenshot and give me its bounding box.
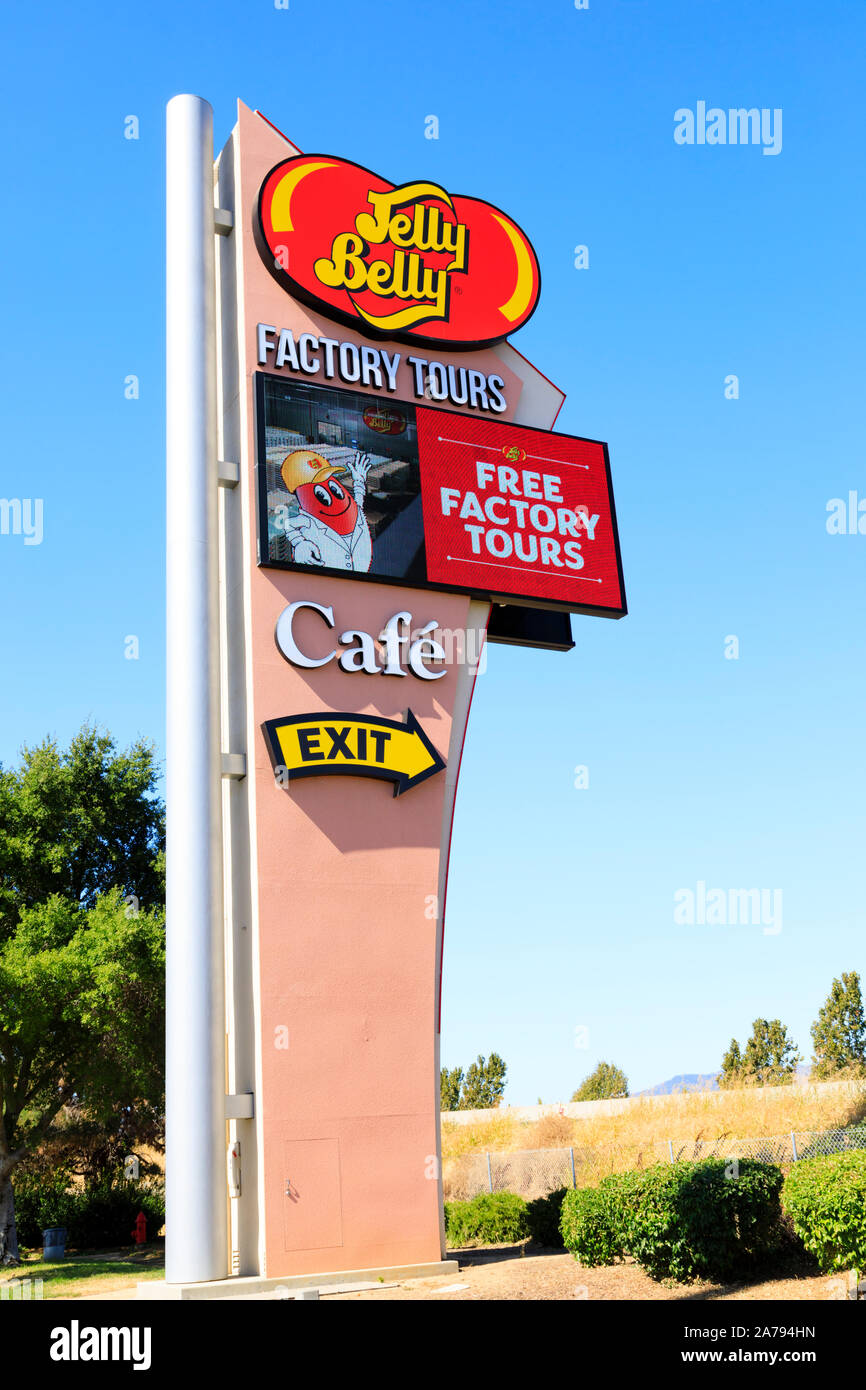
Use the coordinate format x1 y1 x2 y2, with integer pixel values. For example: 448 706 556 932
165 93 227 1284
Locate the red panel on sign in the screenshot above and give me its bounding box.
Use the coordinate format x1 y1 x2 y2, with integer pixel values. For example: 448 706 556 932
416 409 625 613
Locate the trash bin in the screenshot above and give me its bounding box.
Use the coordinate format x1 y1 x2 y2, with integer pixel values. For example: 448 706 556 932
42 1227 66 1261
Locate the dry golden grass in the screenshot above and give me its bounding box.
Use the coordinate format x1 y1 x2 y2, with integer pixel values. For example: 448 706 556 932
525 1113 578 1150
441 1082 866 1166
570 1082 865 1154
442 1112 520 1158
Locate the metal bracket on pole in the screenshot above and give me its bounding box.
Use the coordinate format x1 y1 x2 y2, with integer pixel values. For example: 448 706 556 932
214 207 234 236
218 460 240 488
221 753 247 780
225 1093 255 1120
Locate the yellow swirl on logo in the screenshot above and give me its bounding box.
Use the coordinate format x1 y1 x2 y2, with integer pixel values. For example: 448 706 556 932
269 160 338 232
494 213 535 324
348 297 441 331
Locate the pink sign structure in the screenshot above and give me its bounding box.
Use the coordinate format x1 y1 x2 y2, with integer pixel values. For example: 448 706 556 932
160 97 623 1296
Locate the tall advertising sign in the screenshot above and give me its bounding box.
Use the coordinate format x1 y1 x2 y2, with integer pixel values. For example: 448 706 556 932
165 98 624 1291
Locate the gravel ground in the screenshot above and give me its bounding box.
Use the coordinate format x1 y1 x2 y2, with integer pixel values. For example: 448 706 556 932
329 1245 843 1301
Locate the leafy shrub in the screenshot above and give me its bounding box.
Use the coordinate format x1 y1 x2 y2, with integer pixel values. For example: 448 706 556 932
13 1175 79 1246
594 1168 645 1254
69 1178 164 1250
526 1187 569 1248
13 1176 165 1251
560 1187 624 1267
560 1160 783 1283
616 1159 783 1283
444 1192 529 1247
722 1159 785 1257
782 1150 866 1273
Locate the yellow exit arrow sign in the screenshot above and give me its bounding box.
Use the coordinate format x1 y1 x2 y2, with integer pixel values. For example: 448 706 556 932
262 710 446 796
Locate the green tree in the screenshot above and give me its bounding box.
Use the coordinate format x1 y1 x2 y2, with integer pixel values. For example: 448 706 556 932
0 727 165 1264
737 1018 800 1087
440 1066 463 1112
571 1061 629 1102
460 1054 507 1109
15 1091 165 1190
440 1055 507 1110
810 972 866 1080
718 1037 744 1089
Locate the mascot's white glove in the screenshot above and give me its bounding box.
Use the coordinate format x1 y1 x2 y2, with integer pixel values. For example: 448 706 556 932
282 512 322 566
347 450 373 504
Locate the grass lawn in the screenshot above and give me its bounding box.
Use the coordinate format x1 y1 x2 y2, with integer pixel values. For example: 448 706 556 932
0 1244 164 1299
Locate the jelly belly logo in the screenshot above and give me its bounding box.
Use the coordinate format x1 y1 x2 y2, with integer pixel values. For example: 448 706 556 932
256 155 541 350
362 404 406 436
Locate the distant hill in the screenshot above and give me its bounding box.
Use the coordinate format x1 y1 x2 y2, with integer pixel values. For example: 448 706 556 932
636 1073 719 1096
638 1065 812 1096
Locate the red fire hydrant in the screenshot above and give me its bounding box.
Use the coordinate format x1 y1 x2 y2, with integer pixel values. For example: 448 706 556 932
131 1211 147 1246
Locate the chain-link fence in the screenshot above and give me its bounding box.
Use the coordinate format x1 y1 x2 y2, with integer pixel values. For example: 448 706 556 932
444 1147 577 1202
672 1125 866 1165
442 1124 866 1202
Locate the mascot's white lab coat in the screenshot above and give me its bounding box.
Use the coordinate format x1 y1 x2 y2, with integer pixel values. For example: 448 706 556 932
283 451 373 572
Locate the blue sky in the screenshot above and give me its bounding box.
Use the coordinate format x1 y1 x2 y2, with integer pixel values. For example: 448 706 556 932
1 0 863 1099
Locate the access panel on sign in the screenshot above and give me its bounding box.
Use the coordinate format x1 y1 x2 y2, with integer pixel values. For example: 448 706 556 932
282 1138 344 1252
